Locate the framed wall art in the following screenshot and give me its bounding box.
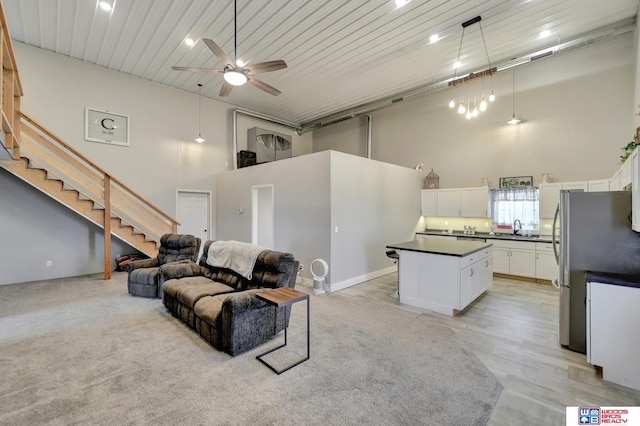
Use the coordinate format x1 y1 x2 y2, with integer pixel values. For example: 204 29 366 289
499 176 533 188
85 108 130 147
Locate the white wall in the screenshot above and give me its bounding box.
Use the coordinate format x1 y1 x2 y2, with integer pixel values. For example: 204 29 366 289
214 150 423 289
313 34 634 188
215 151 332 282
329 151 423 289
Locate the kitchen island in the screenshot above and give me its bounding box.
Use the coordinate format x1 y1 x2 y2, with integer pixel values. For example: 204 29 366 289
386 239 493 316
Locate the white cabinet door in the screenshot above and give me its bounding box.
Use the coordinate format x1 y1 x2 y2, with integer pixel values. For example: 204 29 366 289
492 247 510 274
588 179 610 192
460 187 489 218
509 248 536 277
437 188 461 216
610 169 621 191
473 256 492 299
539 183 561 219
588 281 640 390
632 149 639 231
562 181 588 191
536 250 557 281
420 189 438 216
620 159 632 189
460 264 473 308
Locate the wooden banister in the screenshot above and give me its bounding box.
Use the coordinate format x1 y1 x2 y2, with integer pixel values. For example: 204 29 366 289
19 111 179 227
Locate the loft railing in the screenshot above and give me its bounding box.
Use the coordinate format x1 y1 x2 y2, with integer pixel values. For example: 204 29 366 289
0 0 23 160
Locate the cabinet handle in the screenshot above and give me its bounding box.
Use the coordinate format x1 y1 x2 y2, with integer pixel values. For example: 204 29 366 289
470 268 474 277
485 260 489 267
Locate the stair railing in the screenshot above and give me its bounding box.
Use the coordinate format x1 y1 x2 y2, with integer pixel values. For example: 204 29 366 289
19 112 179 279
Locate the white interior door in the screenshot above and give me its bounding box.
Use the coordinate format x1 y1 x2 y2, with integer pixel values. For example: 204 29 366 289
252 185 274 248
176 190 211 257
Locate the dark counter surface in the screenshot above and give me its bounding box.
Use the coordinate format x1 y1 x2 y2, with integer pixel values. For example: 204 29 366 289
387 238 492 258
586 271 640 289
416 230 556 243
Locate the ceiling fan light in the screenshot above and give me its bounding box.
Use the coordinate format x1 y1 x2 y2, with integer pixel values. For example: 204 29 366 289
224 70 247 86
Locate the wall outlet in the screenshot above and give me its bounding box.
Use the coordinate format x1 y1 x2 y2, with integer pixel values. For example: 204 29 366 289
484 222 489 228
298 264 303 274
46 260 52 267
444 220 449 226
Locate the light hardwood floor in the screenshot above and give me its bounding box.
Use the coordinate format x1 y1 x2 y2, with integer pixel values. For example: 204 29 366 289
337 274 640 426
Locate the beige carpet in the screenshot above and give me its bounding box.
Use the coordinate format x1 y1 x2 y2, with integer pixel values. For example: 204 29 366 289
0 272 502 425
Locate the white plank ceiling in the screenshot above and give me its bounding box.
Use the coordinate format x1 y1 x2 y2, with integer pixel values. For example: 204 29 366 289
3 0 639 126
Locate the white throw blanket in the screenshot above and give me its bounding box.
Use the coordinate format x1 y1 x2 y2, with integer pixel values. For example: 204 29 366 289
206 240 267 280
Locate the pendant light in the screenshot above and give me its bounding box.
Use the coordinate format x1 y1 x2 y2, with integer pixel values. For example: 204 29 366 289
447 16 496 120
195 83 205 143
507 69 521 125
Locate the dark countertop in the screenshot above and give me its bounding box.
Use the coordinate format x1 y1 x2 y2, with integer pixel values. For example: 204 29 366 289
586 271 640 289
416 230 556 243
387 238 492 258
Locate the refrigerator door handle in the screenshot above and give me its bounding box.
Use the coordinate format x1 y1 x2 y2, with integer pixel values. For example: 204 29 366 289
552 203 560 264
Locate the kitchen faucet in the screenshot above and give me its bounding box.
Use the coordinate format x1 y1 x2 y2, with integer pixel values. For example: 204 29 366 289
513 219 522 235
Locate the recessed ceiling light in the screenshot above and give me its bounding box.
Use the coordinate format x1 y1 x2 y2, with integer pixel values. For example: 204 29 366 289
184 38 195 47
395 0 411 7
540 29 551 38
453 61 461 69
429 34 440 43
98 1 112 12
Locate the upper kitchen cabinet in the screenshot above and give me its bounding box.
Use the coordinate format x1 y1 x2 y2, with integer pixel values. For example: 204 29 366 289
560 181 589 191
424 187 490 218
588 179 610 192
611 159 632 191
420 189 438 217
460 187 490 218
437 188 461 216
539 183 562 219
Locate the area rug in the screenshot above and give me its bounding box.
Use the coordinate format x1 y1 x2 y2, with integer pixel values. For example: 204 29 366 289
0 273 502 425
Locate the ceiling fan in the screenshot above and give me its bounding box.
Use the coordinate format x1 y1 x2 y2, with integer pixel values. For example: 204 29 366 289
172 0 287 97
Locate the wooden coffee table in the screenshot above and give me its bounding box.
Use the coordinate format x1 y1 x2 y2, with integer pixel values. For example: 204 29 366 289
256 287 310 374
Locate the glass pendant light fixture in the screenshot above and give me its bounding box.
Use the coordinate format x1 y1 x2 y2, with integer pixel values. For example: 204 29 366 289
447 16 496 120
507 69 521 125
195 83 205 143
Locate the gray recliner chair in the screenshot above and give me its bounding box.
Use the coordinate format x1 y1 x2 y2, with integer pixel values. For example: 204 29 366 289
125 234 201 298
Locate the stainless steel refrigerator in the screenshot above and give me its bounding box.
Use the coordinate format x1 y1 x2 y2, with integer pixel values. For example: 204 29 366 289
552 190 640 354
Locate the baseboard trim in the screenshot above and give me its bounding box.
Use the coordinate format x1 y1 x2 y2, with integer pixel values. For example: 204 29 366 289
329 266 396 292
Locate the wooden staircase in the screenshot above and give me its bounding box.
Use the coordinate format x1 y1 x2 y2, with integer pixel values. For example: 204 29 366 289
0 1 178 279
0 112 179 279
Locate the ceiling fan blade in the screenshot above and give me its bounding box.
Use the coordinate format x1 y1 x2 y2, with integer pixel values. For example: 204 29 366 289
248 77 281 96
219 81 234 97
246 60 287 75
172 66 224 73
202 38 234 66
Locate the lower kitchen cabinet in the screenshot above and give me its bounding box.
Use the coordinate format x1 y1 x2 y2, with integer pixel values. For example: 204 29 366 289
491 240 536 279
587 280 640 390
460 254 492 308
535 242 557 281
